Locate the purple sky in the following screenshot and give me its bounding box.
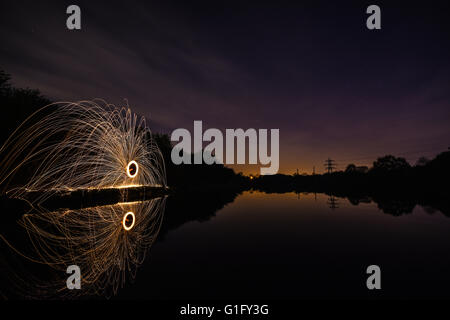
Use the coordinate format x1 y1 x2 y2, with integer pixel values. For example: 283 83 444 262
1 1 449 174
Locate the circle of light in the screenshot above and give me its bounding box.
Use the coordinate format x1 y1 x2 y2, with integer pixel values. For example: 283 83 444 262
126 160 139 178
122 211 135 231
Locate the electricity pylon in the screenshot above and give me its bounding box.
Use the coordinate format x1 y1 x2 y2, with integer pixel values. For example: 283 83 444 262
324 158 336 174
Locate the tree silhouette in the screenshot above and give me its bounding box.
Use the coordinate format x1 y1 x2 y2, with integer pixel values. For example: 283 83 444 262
0 70 12 96
372 155 410 172
415 156 430 167
0 70 51 144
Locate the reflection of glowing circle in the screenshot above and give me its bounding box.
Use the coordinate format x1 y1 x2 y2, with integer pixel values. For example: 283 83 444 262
126 160 138 178
122 211 135 231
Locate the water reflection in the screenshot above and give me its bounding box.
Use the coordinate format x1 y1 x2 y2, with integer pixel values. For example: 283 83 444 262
127 191 450 299
327 194 339 210
2 188 450 299
1 197 166 298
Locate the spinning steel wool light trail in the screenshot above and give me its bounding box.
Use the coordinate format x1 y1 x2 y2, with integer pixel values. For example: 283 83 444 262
0 100 168 297
0 100 166 205
3 198 166 298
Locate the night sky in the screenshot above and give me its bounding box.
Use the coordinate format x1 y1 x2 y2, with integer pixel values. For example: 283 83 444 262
1 0 449 174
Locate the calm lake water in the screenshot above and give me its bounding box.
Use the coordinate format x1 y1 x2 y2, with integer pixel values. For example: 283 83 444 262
116 191 450 299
